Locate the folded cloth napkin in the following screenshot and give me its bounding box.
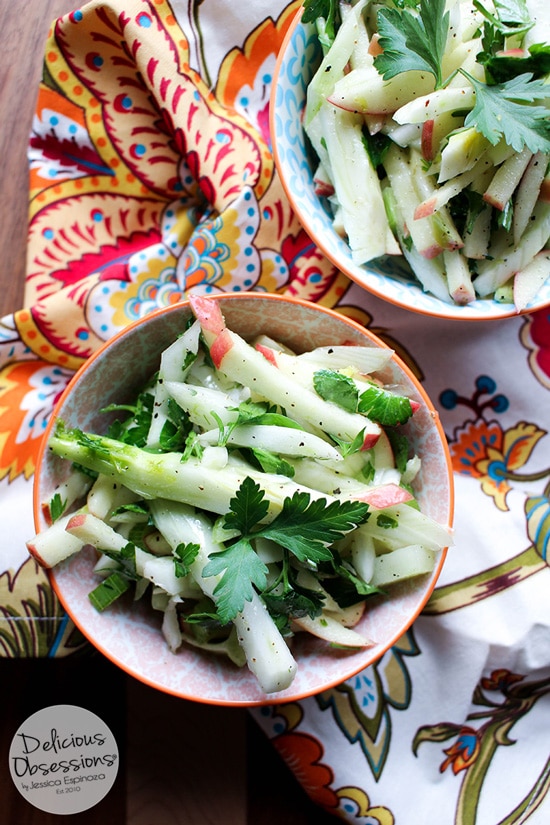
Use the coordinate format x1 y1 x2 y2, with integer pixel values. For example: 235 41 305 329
1 2 549 823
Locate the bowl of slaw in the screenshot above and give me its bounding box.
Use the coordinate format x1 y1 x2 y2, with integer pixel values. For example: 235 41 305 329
271 2 550 320
31 292 453 706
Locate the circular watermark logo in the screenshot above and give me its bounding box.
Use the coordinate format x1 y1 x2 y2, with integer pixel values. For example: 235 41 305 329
8 704 119 815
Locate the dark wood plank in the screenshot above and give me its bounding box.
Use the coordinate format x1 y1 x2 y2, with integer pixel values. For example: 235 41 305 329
0 654 127 824
126 676 247 824
246 716 339 825
0 0 77 316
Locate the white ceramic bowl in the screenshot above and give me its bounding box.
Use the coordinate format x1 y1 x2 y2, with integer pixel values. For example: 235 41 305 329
34 293 453 706
271 12 550 321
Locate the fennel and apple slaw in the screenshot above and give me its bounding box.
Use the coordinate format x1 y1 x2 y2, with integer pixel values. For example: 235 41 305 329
303 0 550 309
28 295 451 694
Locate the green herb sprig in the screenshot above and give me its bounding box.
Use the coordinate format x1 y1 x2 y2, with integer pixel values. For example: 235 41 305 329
202 477 370 624
374 0 450 89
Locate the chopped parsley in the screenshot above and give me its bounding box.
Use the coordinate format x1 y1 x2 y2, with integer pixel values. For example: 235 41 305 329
88 571 131 612
174 542 201 578
302 0 342 49
376 513 399 529
104 391 154 447
49 492 66 523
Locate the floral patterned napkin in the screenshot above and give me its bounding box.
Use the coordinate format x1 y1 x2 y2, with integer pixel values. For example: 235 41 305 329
1 2 549 823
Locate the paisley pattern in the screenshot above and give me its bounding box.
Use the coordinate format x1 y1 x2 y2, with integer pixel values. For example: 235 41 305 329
1 3 549 824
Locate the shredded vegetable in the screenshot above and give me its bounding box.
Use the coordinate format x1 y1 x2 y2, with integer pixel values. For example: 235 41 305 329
28 295 451 693
303 0 550 309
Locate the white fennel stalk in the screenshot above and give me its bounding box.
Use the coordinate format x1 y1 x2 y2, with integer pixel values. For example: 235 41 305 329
149 499 297 694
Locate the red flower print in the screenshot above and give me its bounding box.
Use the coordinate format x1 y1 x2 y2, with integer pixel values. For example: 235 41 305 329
273 731 338 809
449 419 503 478
481 669 524 692
521 308 550 388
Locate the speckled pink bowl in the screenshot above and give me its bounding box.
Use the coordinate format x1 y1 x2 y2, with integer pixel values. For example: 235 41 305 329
34 293 454 706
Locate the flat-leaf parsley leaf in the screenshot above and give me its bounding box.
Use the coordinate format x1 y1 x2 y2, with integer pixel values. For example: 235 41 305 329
461 70 550 153
374 0 450 89
358 385 413 426
202 538 269 624
259 493 370 564
223 476 269 535
313 369 358 413
203 478 370 623
174 542 200 578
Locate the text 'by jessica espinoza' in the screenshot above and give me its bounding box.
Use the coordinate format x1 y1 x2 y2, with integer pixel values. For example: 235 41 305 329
11 727 118 784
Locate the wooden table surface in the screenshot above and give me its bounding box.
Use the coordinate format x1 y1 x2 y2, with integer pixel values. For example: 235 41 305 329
0 2 337 822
